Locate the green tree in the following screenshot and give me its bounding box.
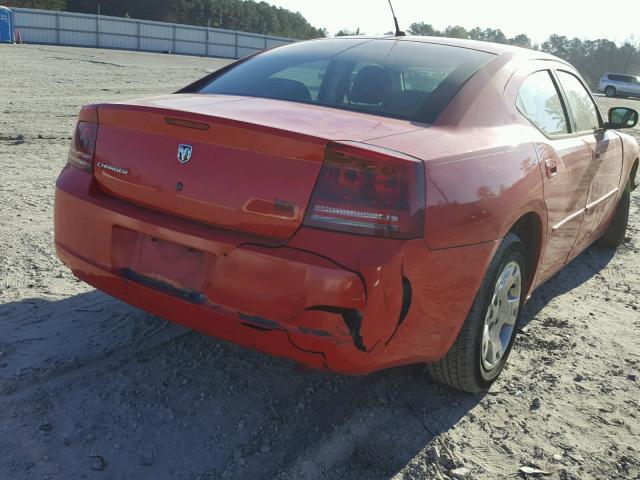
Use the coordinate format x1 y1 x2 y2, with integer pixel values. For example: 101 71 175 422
468 27 485 41
541 34 570 58
466 27 508 43
509 34 532 48
335 27 364 37
408 22 440 36
482 28 507 44
444 25 468 39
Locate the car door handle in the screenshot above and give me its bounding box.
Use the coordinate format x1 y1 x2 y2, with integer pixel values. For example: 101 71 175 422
545 159 558 178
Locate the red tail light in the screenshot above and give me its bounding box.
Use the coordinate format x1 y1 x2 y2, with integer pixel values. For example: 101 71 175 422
67 107 99 172
304 142 425 239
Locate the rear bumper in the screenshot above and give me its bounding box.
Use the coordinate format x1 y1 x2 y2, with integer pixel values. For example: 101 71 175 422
56 242 360 372
54 166 497 374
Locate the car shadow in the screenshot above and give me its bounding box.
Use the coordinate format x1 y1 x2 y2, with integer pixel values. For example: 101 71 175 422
520 243 616 326
0 242 619 478
0 290 480 479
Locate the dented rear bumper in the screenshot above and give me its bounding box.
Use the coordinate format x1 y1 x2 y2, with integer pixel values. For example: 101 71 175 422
54 166 497 374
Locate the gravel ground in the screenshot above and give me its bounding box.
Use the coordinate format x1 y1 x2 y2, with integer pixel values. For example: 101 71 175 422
1 44 639 480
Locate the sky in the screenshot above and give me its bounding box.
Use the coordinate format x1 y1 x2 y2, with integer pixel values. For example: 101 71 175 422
266 0 639 45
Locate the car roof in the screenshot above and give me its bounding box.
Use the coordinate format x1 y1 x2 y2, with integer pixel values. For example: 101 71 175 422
316 35 566 63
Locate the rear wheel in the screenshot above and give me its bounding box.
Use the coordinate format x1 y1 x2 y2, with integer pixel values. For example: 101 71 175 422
597 181 631 248
427 233 525 392
604 86 616 97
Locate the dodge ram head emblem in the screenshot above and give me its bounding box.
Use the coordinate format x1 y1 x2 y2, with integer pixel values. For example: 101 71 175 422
177 144 193 164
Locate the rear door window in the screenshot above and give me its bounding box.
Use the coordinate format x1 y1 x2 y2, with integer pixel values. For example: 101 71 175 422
516 70 569 136
556 71 600 132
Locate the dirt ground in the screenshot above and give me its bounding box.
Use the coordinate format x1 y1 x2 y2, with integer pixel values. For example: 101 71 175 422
0 44 639 480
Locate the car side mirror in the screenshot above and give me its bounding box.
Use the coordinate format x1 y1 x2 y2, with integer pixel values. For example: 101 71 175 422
606 107 639 129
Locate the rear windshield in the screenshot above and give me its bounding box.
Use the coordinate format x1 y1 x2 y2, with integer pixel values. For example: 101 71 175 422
196 38 495 124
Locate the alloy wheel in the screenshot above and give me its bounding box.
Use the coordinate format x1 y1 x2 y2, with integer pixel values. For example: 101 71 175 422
480 260 522 372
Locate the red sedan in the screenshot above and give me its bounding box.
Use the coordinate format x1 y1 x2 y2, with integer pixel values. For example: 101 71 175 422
54 37 639 392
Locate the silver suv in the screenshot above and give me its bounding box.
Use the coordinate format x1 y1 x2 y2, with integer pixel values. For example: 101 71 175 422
598 73 640 98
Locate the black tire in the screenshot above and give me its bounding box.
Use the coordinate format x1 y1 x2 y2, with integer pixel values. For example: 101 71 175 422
597 181 631 248
427 233 526 393
604 86 616 97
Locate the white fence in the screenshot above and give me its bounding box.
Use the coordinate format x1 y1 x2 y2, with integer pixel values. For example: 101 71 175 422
12 8 295 59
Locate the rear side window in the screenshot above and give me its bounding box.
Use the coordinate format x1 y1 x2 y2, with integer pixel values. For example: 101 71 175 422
608 74 639 84
556 71 600 132
197 39 495 123
609 74 635 83
517 70 569 136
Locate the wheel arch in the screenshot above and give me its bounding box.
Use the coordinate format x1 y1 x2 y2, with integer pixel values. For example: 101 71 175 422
505 211 544 295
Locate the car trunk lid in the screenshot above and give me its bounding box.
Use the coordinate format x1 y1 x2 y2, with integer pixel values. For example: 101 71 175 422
93 94 420 240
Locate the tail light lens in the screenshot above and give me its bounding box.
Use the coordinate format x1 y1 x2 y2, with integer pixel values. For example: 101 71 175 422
67 120 98 172
304 142 425 239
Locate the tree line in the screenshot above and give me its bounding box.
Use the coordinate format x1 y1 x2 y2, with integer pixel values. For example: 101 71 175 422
406 23 640 87
408 23 533 48
5 1 639 87
3 0 326 39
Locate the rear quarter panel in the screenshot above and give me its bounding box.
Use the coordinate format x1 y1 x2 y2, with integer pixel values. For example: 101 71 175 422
619 130 640 186
422 128 545 249
367 52 548 251
372 125 545 249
